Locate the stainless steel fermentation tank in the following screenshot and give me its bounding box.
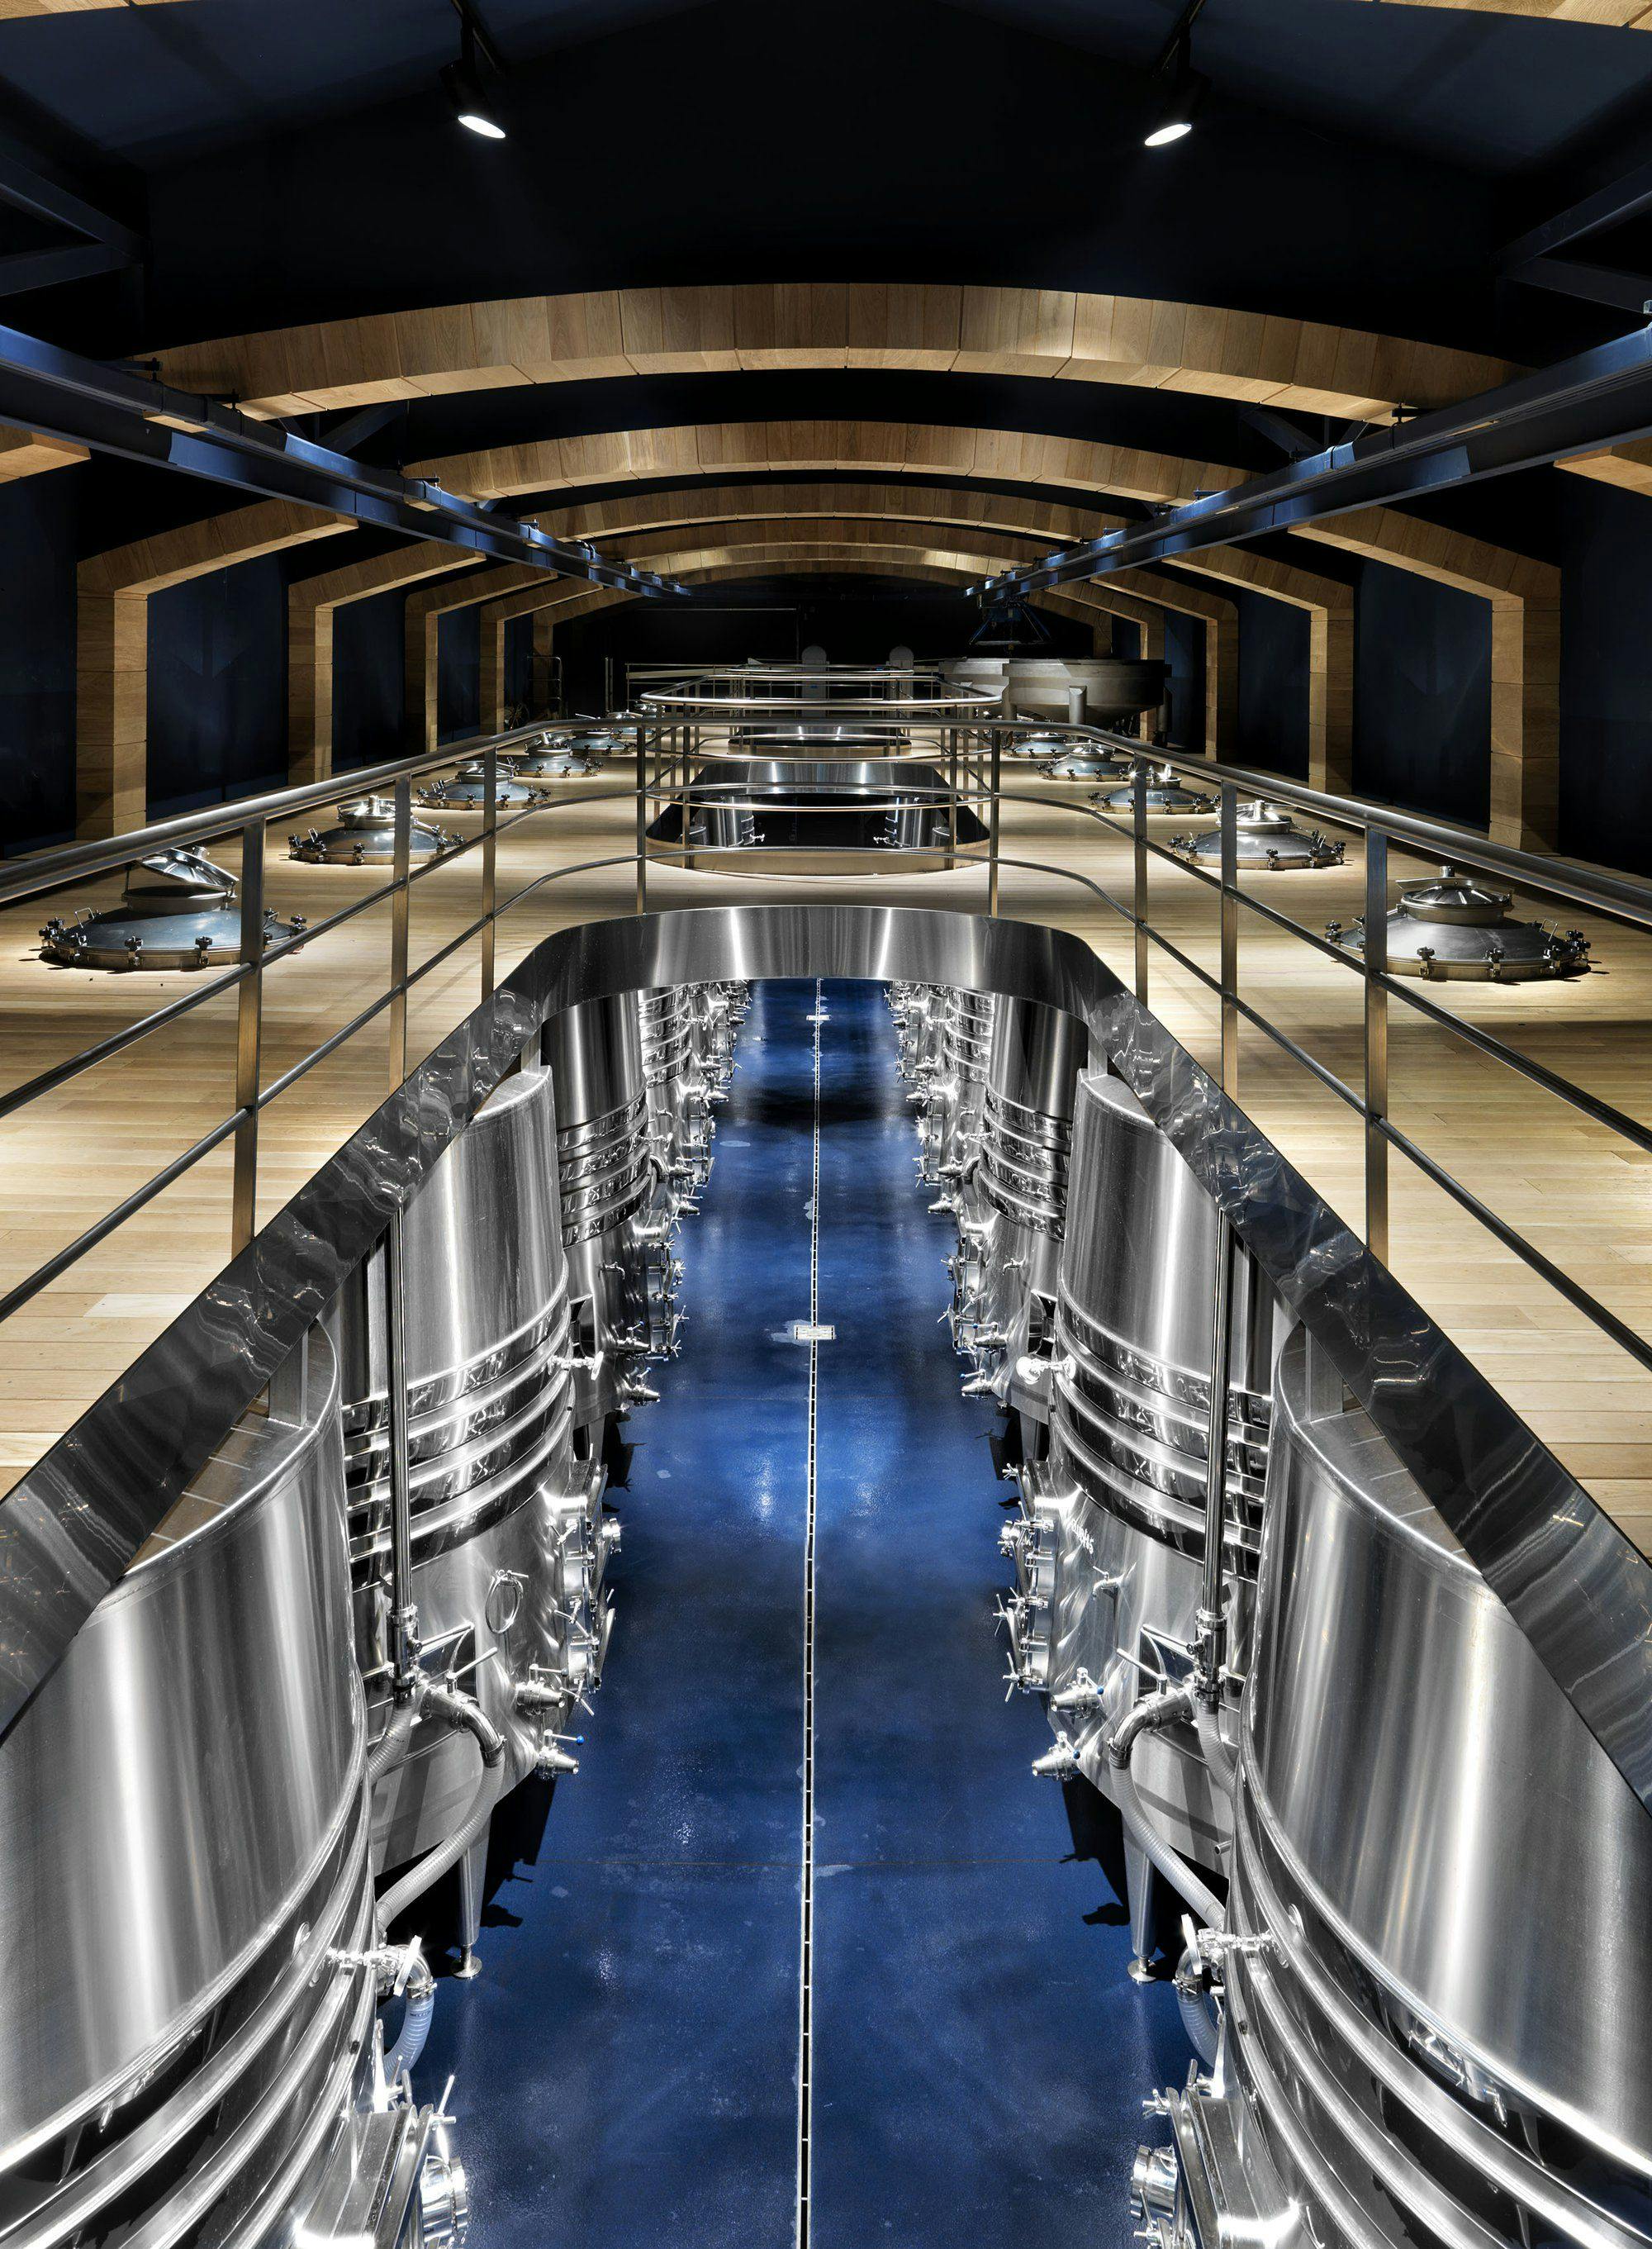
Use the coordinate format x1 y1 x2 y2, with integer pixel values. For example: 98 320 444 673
1007 1068 1284 1963
1135 1326 1652 2249
331 1070 606 1961
0 1331 459 2249
542 994 673 1426
903 982 998 1186
939 996 1087 1433
540 982 744 1425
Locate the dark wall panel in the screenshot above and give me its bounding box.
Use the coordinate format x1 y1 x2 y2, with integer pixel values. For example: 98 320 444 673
1557 478 1652 877
1163 611 1204 753
1353 558 1490 827
505 613 534 722
1233 588 1310 780
437 603 480 744
0 471 82 857
333 585 408 772
147 554 287 819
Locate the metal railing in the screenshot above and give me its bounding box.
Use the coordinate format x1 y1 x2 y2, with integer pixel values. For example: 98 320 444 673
6 686 1652 1814
5 692 1652 1410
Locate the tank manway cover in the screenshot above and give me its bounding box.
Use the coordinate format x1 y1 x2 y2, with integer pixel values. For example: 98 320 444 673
1327 862 1592 981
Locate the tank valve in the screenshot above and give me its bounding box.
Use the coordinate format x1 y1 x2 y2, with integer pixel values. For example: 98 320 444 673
534 1732 583 1779
599 1516 623 1557
1051 1669 1104 1716
1129 2143 1179 2223
419 2123 471 2249
961 1372 1000 1397
621 1373 662 1405
1031 1733 1080 1781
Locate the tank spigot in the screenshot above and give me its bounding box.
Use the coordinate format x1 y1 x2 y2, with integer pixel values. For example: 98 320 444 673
1051 1669 1104 1716
1031 1733 1080 1781
534 1733 582 1779
1129 2143 1179 2223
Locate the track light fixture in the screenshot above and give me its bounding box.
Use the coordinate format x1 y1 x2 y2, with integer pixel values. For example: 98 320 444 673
443 0 508 140
1144 0 1209 148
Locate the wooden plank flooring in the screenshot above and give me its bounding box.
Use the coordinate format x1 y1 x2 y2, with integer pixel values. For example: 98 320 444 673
2 754 1649 1555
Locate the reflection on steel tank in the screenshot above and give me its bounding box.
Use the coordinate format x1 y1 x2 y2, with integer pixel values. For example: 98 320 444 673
942 996 1087 1438
542 983 747 1423
905 985 997 1187
0 1328 464 2249
330 1069 610 1964
1133 1323 1652 2249
542 994 664 1429
1009 1067 1285 1973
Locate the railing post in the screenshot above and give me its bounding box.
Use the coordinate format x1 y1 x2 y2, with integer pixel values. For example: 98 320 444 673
635 723 648 914
1196 1212 1233 1700
1219 782 1239 1097
987 729 1003 916
480 743 497 1001
387 777 411 1091
385 1205 420 1693
1133 758 1150 1004
230 814 265 1257
946 726 958 872
1365 825 1390 1264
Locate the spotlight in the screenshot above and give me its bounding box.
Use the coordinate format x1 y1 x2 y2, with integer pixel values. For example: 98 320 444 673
1144 63 1207 145
1143 1 1209 149
442 1 508 140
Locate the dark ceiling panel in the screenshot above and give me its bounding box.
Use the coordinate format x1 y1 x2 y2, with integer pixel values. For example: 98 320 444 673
120 0 1518 357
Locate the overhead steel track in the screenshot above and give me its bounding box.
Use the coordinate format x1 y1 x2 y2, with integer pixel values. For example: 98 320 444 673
972 319 1652 599
0 319 684 595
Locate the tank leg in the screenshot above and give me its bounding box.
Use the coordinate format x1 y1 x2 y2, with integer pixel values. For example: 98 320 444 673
453 1821 491 1979
1125 1837 1157 1984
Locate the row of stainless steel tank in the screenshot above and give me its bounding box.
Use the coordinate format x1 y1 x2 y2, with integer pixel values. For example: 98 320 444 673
895 982 1652 2249
891 979 1088 1439
1 977 746 2249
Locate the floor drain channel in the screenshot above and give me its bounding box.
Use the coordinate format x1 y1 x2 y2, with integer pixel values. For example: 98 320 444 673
796 980 824 2249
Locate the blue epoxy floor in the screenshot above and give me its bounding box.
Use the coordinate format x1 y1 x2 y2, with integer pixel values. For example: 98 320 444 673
418 978 1188 2249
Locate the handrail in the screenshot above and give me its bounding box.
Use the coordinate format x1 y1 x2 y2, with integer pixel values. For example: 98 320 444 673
4 890 1650 1842
4 699 1652 1815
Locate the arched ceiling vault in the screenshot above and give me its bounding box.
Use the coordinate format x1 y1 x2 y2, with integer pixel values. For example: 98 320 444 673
154 281 1516 426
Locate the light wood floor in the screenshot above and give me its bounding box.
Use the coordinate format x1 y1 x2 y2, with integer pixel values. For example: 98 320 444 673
3 752 1649 1555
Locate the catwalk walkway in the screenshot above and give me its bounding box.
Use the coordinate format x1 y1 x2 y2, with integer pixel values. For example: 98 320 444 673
419 977 1187 2248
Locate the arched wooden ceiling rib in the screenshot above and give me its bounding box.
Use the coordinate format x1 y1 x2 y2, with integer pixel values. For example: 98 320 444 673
537 477 1355 612
458 555 1180 753
406 418 1552 781
1355 1 1652 19
532 481 1353 787
399 531 1240 762
154 281 1517 426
